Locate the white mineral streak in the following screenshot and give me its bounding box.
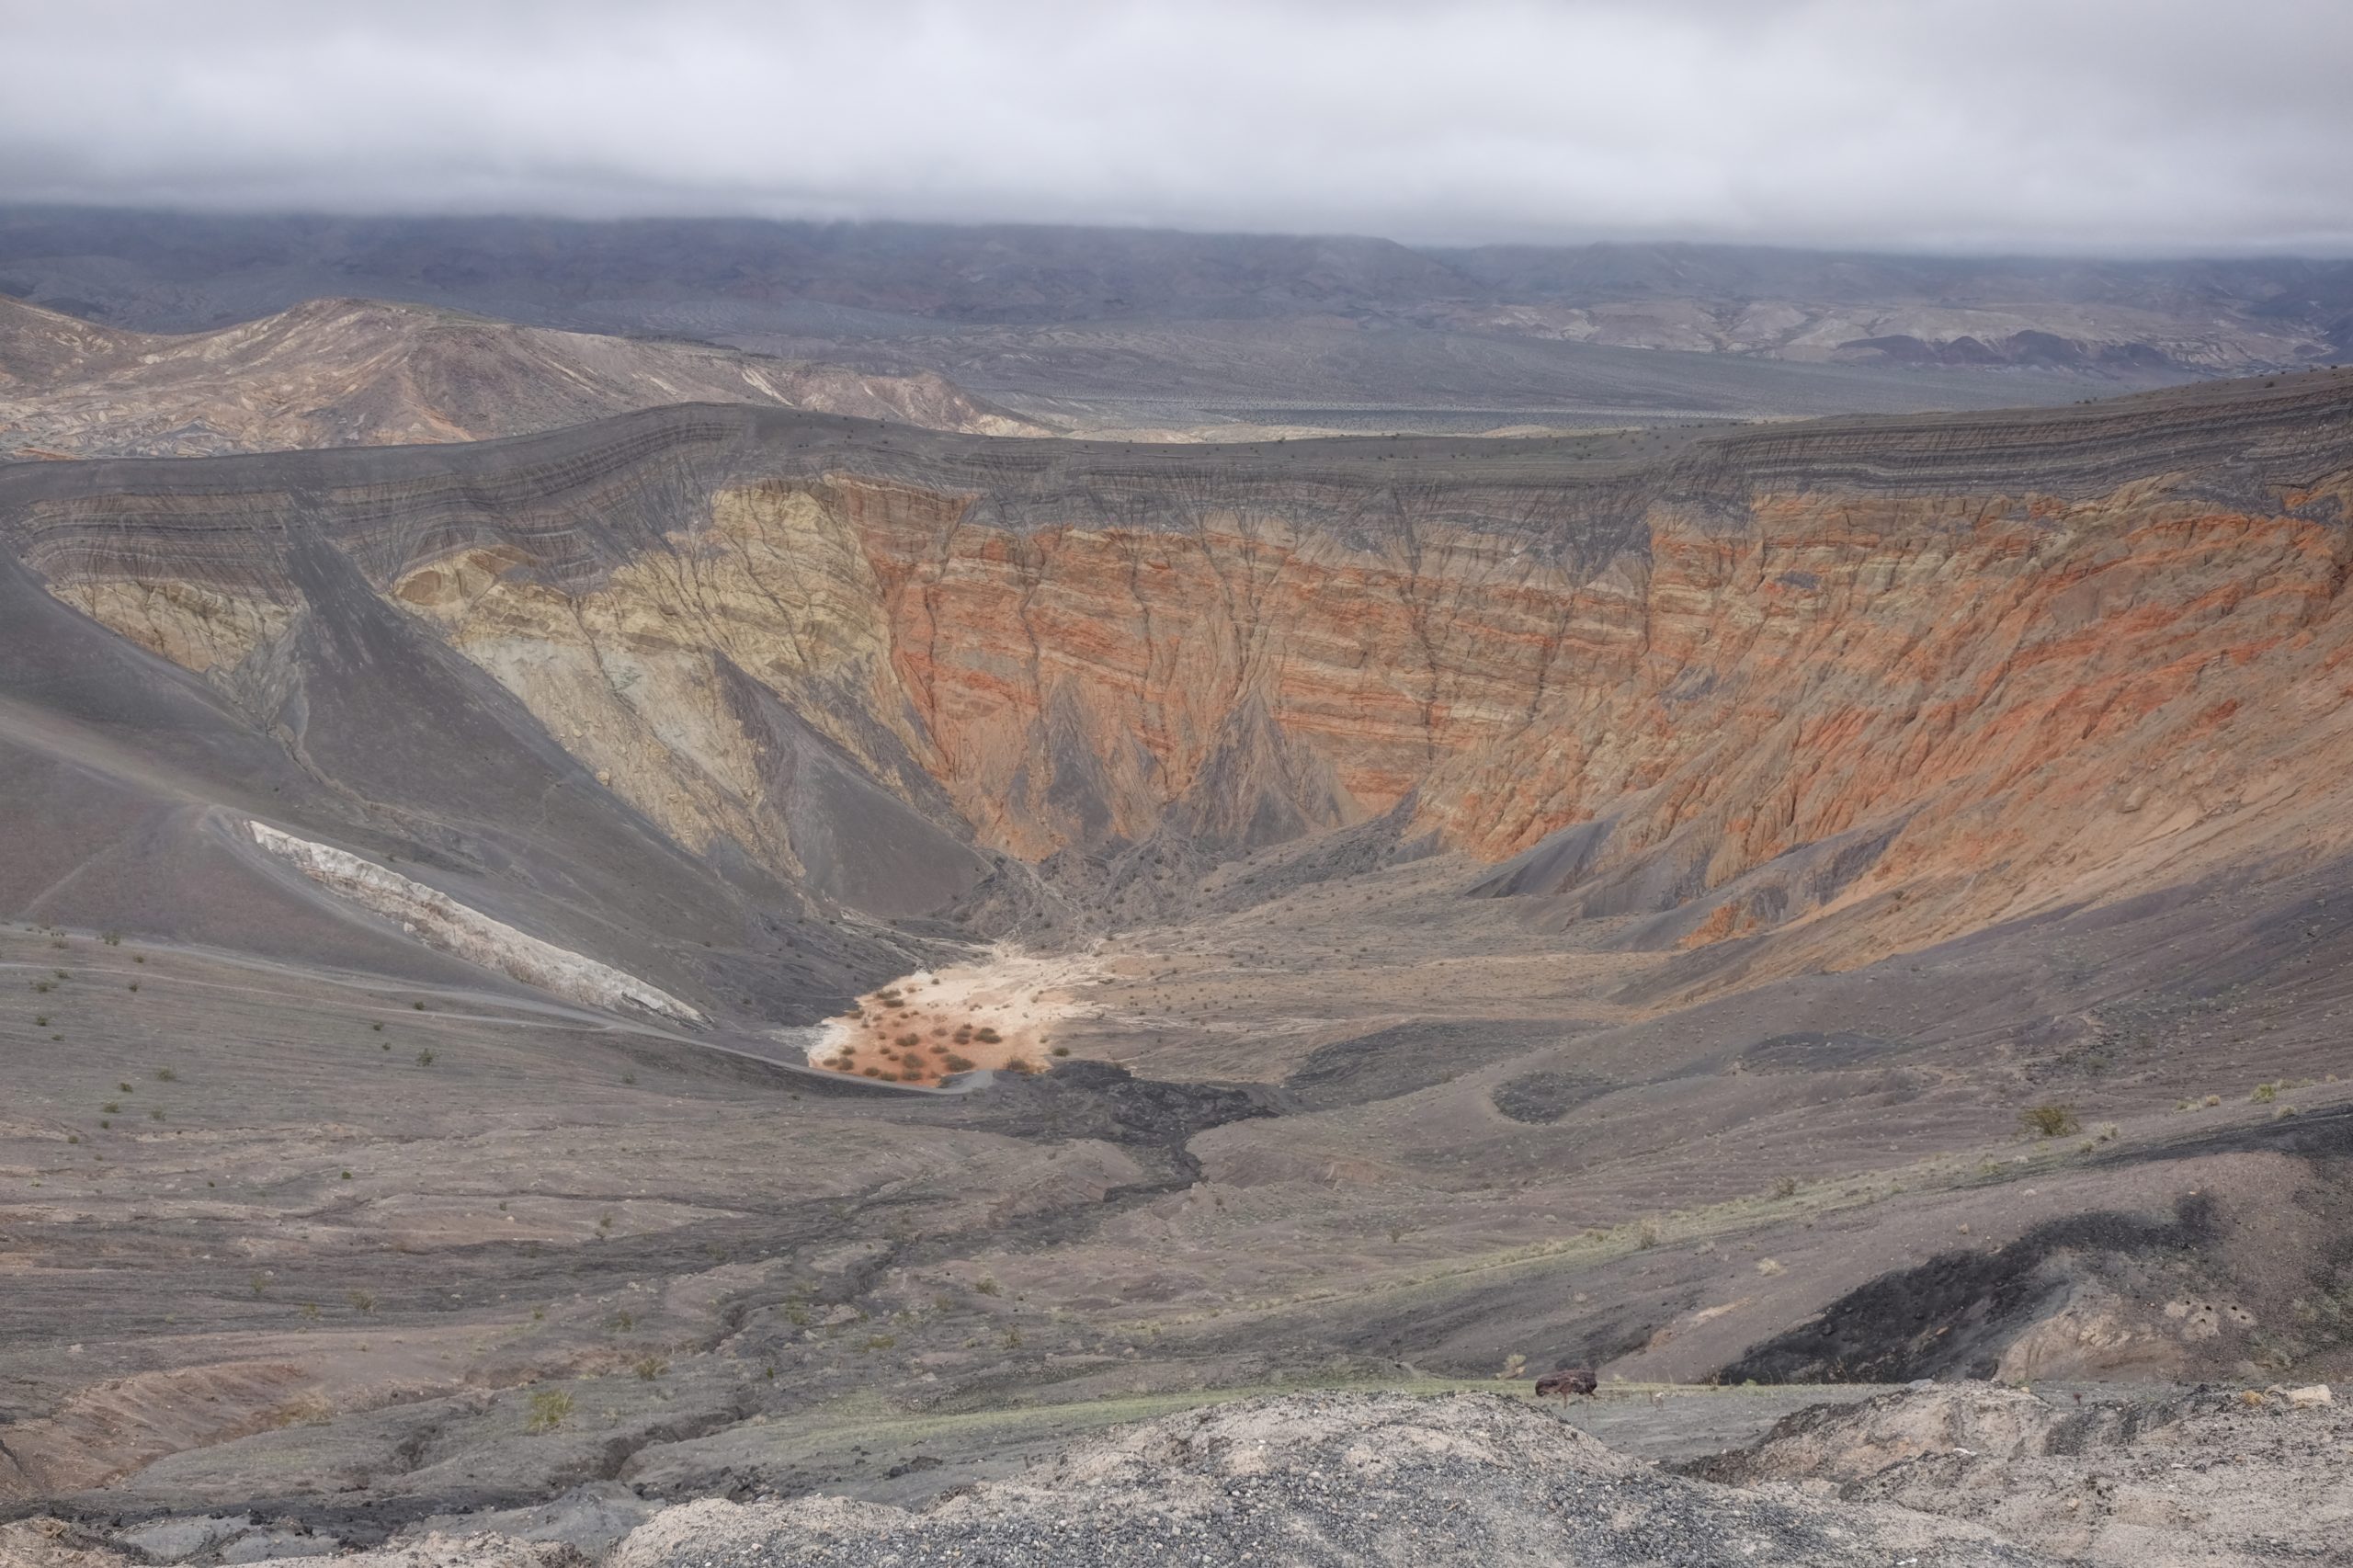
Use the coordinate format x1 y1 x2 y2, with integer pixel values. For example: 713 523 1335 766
247 821 704 1023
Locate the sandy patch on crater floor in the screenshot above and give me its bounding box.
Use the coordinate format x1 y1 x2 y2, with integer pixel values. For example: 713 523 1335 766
807 947 1107 1086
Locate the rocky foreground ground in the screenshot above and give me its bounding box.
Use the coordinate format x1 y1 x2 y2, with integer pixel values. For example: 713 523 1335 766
6 1383 2344 1567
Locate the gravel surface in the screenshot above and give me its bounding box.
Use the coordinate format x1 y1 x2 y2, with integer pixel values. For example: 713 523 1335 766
605 1391 2047 1567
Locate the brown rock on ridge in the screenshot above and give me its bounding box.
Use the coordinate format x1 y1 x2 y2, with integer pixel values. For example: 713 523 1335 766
0 294 1049 459
4 371 2350 985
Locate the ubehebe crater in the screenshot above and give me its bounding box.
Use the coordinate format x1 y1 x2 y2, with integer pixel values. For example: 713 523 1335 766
5 366 2353 1562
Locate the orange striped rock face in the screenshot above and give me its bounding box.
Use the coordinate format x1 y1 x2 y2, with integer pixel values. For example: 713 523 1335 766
831 459 2353 966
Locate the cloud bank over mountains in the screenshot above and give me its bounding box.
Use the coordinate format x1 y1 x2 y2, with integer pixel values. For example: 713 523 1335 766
6 0 2349 253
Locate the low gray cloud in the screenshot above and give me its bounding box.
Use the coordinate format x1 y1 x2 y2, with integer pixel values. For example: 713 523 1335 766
5 0 2348 252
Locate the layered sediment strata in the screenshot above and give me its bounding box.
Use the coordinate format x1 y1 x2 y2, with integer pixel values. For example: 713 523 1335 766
6 372 2348 967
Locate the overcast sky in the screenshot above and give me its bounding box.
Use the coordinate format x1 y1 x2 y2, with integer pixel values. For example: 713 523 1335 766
4 0 2348 254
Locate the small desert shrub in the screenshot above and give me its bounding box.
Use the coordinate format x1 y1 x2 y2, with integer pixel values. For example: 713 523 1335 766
1756 1257 1785 1276
2251 1083 2279 1104
2203 1094 2222 1108
974 1028 1002 1045
154 1067 176 1082
1051 1045 1071 1058
597 1212 614 1233
31 1015 46 1028
2019 1103 2080 1138
412 1001 426 1011
1634 1217 1663 1249
973 1277 1000 1296
862 1335 895 1352
347 1290 375 1313
896 1033 921 1048
371 1023 383 1032
1772 1175 1799 1199
101 931 121 946
632 1356 668 1381
942 1054 974 1074
416 1049 436 1066
524 1389 573 1433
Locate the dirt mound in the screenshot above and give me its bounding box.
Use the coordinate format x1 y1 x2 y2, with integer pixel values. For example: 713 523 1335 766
1693 1385 2101 1483
605 1392 2044 1567
1697 1383 2351 1564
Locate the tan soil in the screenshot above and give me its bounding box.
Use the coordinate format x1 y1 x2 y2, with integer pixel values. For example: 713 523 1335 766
807 948 1106 1086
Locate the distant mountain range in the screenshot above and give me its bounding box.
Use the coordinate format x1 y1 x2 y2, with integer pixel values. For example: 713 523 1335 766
10 208 2347 435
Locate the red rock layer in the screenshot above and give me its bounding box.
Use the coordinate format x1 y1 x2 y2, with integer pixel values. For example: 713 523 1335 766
836 461 2353 960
